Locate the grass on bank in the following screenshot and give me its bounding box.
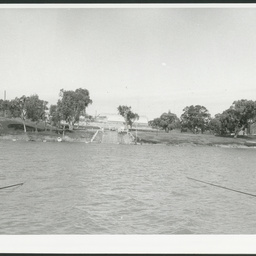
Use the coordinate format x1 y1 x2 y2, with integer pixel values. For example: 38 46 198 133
0 117 96 142
133 129 256 146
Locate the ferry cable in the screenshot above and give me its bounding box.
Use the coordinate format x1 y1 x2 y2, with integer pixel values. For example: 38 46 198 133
187 177 256 198
0 183 24 190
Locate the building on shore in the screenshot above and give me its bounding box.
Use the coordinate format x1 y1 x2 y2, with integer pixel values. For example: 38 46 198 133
93 113 149 130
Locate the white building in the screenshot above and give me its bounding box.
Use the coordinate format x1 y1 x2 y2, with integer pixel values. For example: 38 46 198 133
95 113 149 128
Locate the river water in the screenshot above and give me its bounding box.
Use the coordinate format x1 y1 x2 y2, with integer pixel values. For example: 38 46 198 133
1 140 256 234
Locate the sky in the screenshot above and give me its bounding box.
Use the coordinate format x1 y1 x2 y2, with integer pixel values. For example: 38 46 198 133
1 5 256 120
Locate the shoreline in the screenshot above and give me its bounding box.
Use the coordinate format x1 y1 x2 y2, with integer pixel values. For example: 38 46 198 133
0 131 95 143
1 118 256 147
134 130 256 148
1 132 256 148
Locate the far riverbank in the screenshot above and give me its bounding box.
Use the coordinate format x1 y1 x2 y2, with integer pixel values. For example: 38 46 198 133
1 117 256 147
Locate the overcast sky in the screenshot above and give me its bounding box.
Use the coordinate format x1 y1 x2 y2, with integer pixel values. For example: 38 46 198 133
1 5 256 120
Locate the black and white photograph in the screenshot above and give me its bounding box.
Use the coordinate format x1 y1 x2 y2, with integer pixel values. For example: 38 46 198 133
1 2 256 254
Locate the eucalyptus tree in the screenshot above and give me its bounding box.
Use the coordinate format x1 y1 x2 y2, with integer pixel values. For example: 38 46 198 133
9 95 29 133
57 88 92 130
26 95 48 132
149 111 180 132
180 105 211 133
217 100 256 137
117 105 139 130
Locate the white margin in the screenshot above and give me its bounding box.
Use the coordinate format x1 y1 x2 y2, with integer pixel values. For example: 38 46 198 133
1 3 256 254
0 3 256 8
0 235 256 253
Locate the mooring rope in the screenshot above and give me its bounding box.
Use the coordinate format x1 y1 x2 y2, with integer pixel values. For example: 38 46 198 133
187 177 256 198
0 183 24 190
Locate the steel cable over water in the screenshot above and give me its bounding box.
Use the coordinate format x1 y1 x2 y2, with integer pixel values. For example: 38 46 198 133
0 183 23 190
187 177 256 198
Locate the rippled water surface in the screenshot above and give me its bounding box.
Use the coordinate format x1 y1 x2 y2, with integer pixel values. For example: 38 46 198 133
1 140 256 234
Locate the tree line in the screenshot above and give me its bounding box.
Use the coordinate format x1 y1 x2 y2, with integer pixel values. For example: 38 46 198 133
0 88 92 133
148 99 256 137
1 90 256 138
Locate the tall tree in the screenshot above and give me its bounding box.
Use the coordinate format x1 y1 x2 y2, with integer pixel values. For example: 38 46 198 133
180 105 211 133
9 96 29 133
149 111 180 132
148 117 161 129
26 95 48 132
218 100 256 137
58 88 92 130
117 105 139 131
